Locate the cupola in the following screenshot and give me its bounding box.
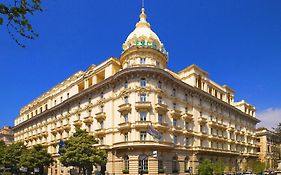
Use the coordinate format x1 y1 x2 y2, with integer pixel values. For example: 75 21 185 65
120 7 168 69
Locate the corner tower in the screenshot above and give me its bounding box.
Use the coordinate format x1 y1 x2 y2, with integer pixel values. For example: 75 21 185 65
120 7 168 69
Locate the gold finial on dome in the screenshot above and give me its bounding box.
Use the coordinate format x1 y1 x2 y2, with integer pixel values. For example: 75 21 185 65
136 7 150 28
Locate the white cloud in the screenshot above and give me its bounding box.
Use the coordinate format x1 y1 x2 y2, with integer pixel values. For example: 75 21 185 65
257 107 281 130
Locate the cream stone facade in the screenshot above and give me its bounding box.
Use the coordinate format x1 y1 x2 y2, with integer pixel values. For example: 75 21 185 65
256 128 281 171
13 7 260 175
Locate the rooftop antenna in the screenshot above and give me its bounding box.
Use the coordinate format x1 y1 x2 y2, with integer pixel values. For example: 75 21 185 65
142 0 145 8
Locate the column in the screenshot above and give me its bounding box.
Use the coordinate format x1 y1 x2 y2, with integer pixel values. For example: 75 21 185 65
190 152 199 175
148 157 158 175
129 155 139 175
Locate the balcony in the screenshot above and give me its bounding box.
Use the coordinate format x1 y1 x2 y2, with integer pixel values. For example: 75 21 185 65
95 128 106 137
183 129 193 136
51 128 57 135
170 110 182 119
228 126 235 132
209 135 225 142
198 117 207 124
56 126 64 133
182 113 193 121
84 116 94 125
118 122 132 132
171 126 183 135
95 112 106 122
63 124 71 131
42 131 48 138
73 120 82 128
155 103 169 113
135 102 152 111
153 122 169 132
208 121 227 130
118 103 132 114
134 121 151 130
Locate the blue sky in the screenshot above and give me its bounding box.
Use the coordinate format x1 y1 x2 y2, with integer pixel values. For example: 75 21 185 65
1 0 281 128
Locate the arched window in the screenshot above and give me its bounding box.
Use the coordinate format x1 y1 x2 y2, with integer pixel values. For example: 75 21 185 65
139 154 148 174
123 155 129 172
172 156 178 173
158 158 164 173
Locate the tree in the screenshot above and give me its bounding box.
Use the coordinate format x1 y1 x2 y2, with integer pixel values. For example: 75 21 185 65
0 140 7 171
213 160 225 175
198 160 214 175
2 142 26 173
274 123 281 140
19 144 54 174
59 129 107 175
252 161 266 175
0 0 43 47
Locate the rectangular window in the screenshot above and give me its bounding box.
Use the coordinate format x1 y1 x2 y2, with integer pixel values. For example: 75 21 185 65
140 58 146 64
140 131 147 141
158 96 162 104
140 94 147 102
124 81 128 89
100 121 104 129
158 114 163 123
140 112 147 121
140 78 147 86
186 137 189 146
157 81 162 89
173 135 177 144
124 96 129 104
172 89 176 97
185 94 188 101
124 133 128 142
173 119 177 127
124 114 128 123
185 121 189 129
173 103 177 110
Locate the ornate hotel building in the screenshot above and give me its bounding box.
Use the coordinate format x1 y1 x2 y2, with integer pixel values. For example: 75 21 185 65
256 128 281 171
13 7 260 175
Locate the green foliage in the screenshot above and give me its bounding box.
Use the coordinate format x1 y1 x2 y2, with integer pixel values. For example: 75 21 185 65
158 169 164 173
0 140 6 166
213 160 225 175
0 0 43 47
122 169 129 174
59 129 107 175
19 144 54 173
252 161 266 174
2 142 26 173
198 160 214 175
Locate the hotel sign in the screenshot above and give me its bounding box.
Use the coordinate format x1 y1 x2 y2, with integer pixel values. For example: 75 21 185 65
134 40 168 56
